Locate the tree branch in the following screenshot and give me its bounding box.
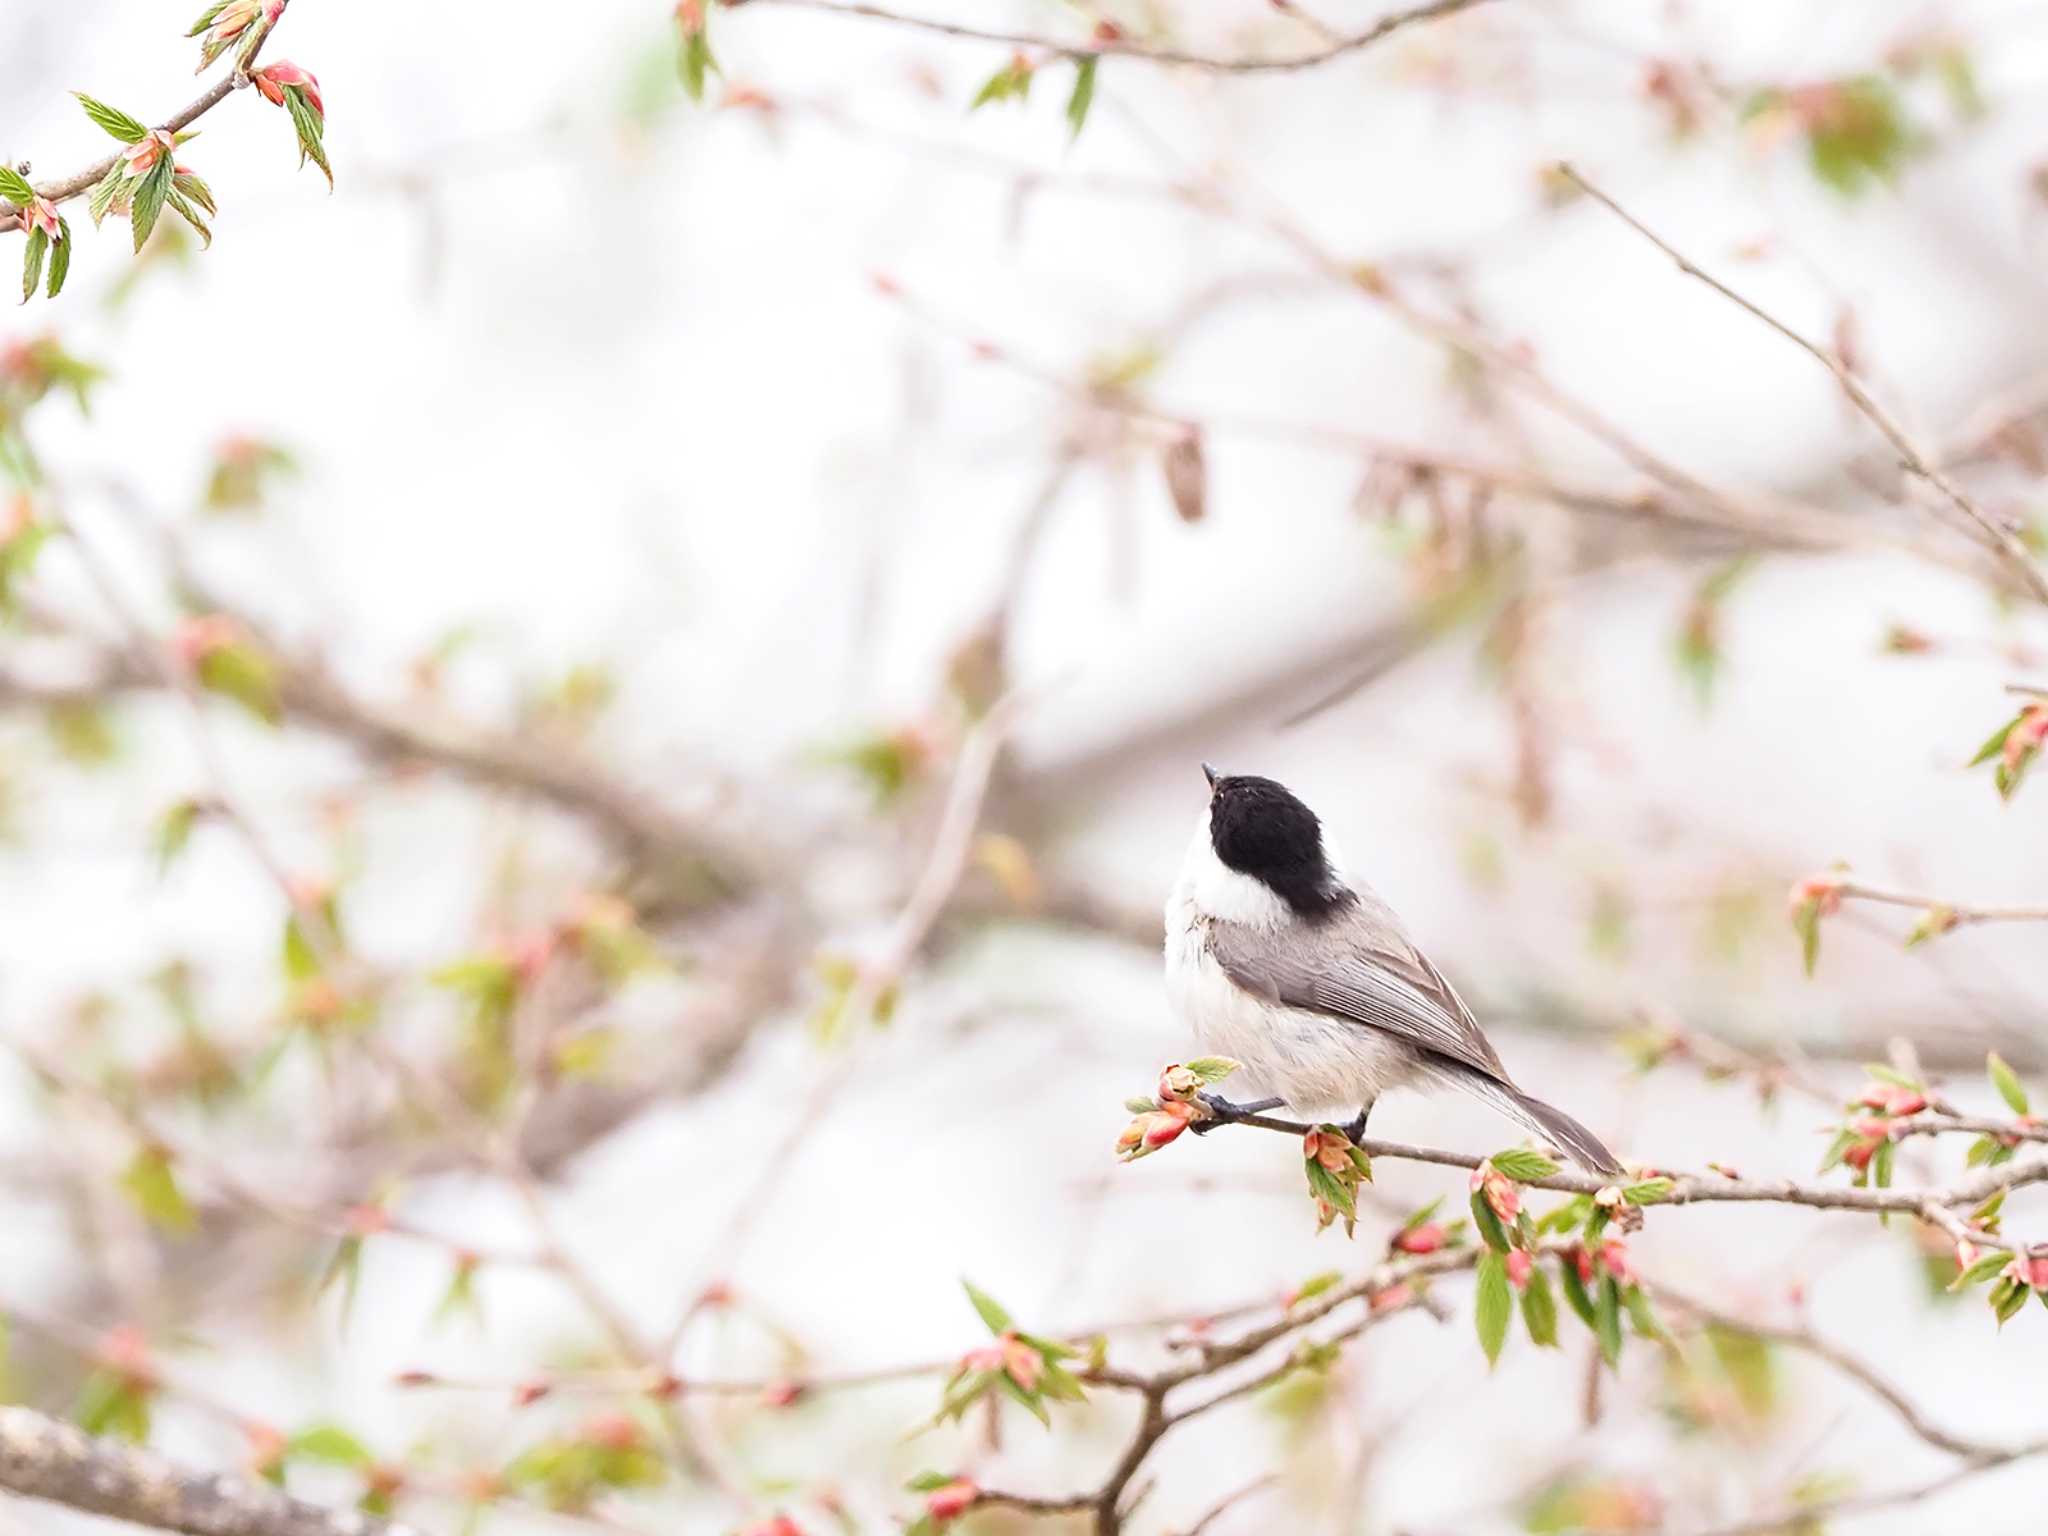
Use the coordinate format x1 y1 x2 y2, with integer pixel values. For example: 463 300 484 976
1556 162 2048 605
745 0 1499 75
0 1406 422 1536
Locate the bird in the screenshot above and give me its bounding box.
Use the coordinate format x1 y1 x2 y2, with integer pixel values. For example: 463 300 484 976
1164 764 1622 1175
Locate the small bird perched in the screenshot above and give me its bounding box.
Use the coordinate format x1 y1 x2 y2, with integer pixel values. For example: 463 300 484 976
1165 765 1622 1174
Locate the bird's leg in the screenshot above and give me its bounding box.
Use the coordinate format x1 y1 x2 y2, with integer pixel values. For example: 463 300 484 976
1192 1091 1286 1134
1341 1097 1377 1146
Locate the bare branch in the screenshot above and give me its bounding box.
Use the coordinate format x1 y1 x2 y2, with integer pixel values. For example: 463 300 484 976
1557 162 2048 604
745 0 1499 75
0 1406 422 1536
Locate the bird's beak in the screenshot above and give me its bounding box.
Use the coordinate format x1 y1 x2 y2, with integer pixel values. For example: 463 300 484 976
1201 762 1220 790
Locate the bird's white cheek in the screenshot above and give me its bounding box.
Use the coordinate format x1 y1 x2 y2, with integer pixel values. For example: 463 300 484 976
1178 834 1293 931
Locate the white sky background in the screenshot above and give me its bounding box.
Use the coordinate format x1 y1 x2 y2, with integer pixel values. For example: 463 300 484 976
6 0 2048 1532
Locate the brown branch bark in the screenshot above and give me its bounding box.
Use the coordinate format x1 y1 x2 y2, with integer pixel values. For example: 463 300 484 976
1556 162 2048 604
0 1406 422 1536
746 0 1499 74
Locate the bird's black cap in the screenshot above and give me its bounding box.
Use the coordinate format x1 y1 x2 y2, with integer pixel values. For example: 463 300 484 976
1204 770 1349 919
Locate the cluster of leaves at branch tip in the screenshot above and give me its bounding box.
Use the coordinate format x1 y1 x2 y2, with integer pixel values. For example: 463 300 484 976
1115 1054 1241 1159
1971 701 2048 800
0 165 71 303
204 434 298 513
1817 1061 1929 1196
74 97 214 256
1673 554 1752 707
970 47 1101 140
934 1279 1089 1440
675 0 724 103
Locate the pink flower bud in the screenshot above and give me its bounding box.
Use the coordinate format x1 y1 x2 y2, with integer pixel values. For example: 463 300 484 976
925 1478 978 1522
1571 1245 1596 1285
739 1518 804 1536
1505 1249 1533 1290
1786 874 1844 918
1857 1085 1890 1110
1885 1090 1927 1117
2008 1254 2048 1290
21 193 61 243
1000 1334 1042 1392
1157 1063 1201 1103
120 130 175 181
1842 1138 1878 1171
1369 1281 1413 1312
1955 1239 1980 1271
1470 1163 1521 1223
1852 1117 1893 1142
251 61 323 119
759 1378 804 1409
582 1413 641 1452
511 1379 550 1407
959 1345 1004 1374
1599 1239 1635 1286
1393 1222 1445 1254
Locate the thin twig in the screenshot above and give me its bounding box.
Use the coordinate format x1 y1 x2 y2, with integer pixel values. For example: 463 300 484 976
1556 162 2048 604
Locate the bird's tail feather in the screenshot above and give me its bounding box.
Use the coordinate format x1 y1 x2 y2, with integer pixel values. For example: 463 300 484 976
1443 1069 1622 1175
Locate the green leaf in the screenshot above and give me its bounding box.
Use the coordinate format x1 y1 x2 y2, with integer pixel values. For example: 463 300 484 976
284 87 332 187
906 1471 953 1493
1305 1156 1356 1220
1988 1053 2030 1117
991 1367 1050 1427
1792 900 1822 976
1183 1056 1239 1084
678 28 718 103
75 93 149 144
195 640 281 723
289 1425 374 1467
173 170 217 216
87 165 124 227
1291 1270 1344 1306
971 57 1034 110
1970 713 2019 766
76 1371 150 1440
131 156 175 253
46 219 71 297
1474 1250 1511 1367
1593 1276 1624 1368
1521 1263 1559 1347
21 228 46 305
1489 1148 1560 1182
1469 1190 1510 1253
186 3 232 39
165 190 212 249
1949 1250 2012 1292
1558 1259 1598 1330
1863 1063 1920 1089
1991 1276 2030 1327
1622 1284 1663 1341
1065 55 1098 139
0 165 33 202
120 1145 196 1233
962 1278 1013 1336
1621 1178 1673 1206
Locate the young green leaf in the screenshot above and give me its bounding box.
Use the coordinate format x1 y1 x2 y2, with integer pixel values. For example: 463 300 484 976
1988 1052 2030 1117
962 1278 1013 1336
1949 1249 2013 1292
21 227 46 305
1489 1148 1560 1182
1474 1249 1512 1367
1065 55 1098 139
1469 1190 1511 1253
1622 1178 1673 1206
45 218 71 297
75 93 149 144
1558 1259 1598 1329
131 157 175 252
1593 1275 1624 1367
119 1145 196 1234
1521 1263 1560 1347
289 1425 374 1467
0 165 33 202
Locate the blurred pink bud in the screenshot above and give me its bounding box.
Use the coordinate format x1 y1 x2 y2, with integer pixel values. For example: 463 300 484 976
1842 1138 1879 1171
172 612 242 667
120 129 175 180
100 1324 153 1378
2008 1254 2048 1290
759 1378 804 1408
511 1379 550 1407
1571 1245 1596 1285
1599 1239 1635 1286
1470 1163 1521 1223
1393 1222 1445 1255
1852 1117 1893 1142
1505 1249 1533 1290
674 0 706 34
1369 1281 1412 1312
242 1422 286 1477
1157 1063 1201 1103
21 194 61 242
1092 19 1123 41
582 1413 641 1452
1786 874 1844 918
344 1203 389 1235
959 1345 1004 1374
1954 1239 1980 1271
1886 1091 1927 1117
1304 1129 1352 1173
393 1369 436 1387
1000 1334 1042 1392
739 1520 805 1536
251 61 323 119
2007 706 2048 769
505 931 555 985
925 1478 978 1522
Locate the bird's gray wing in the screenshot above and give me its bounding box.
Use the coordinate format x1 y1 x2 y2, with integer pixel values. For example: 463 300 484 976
1207 894 1511 1083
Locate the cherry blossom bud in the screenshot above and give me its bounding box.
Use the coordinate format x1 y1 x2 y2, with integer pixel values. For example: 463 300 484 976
1852 1117 1893 1142
1000 1334 1043 1392
2006 706 2048 769
1571 1245 1596 1286
738 1519 804 1536
120 129 176 181
100 1325 156 1389
759 1378 804 1409
959 1345 1005 1375
1470 1162 1521 1223
251 61 323 120
1092 20 1123 42
1505 1249 1533 1290
1955 1239 1980 1271
1157 1063 1202 1103
1599 1239 1635 1285
1786 874 1844 917
1369 1281 1413 1312
506 931 555 985
582 1413 641 1451
1393 1222 1445 1255
1886 1091 1927 1117
2008 1254 2048 1290
20 193 61 243
926 1478 978 1522
243 1422 286 1478
511 1379 550 1407
173 612 243 667
1842 1138 1878 1171
393 1369 436 1387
